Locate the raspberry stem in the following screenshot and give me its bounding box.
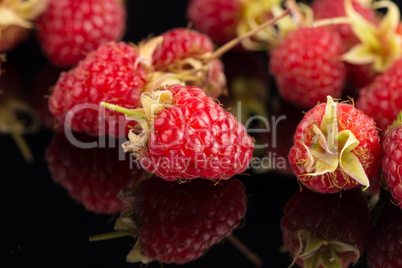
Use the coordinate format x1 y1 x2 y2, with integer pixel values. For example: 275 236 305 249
227 235 263 267
10 128 33 162
100 102 144 118
203 8 291 62
89 231 131 242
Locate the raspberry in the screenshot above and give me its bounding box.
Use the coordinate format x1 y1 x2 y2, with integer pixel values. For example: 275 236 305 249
281 188 371 268
312 0 377 50
48 41 147 137
340 0 402 89
0 0 48 52
356 58 402 132
366 204 402 267
152 28 214 70
269 26 347 109
35 0 126 67
115 177 247 264
381 113 402 208
186 0 242 46
288 96 381 193
186 0 279 50
102 84 254 182
45 131 145 214
151 27 226 98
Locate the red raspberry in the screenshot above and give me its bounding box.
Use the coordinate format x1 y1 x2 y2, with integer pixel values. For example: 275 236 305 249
288 96 381 193
186 0 243 46
366 204 402 267
312 0 377 50
269 26 347 109
151 28 226 98
102 84 254 182
48 41 147 137
152 28 214 69
356 58 402 132
186 0 277 51
35 0 126 67
45 131 145 214
281 188 371 268
338 0 401 89
0 0 48 52
115 177 247 264
381 113 402 208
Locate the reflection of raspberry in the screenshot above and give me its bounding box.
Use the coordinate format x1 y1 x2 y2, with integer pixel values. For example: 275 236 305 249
107 84 254 181
116 177 247 264
36 0 126 67
366 204 402 267
48 41 147 137
281 188 371 268
46 132 145 214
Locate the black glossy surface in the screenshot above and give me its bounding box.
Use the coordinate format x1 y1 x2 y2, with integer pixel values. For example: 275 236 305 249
2 1 399 268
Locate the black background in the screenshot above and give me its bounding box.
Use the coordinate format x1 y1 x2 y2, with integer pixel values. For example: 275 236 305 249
1 0 383 267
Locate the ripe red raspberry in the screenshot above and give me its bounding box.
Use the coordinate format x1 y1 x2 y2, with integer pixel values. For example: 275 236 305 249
339 0 402 89
115 177 247 264
48 41 147 137
269 26 347 109
288 96 381 193
35 0 126 67
186 0 279 50
381 113 402 208
151 27 226 98
356 58 402 132
312 0 377 50
0 0 48 52
186 0 242 46
102 84 254 182
45 131 145 214
281 188 371 268
366 204 402 267
152 28 214 69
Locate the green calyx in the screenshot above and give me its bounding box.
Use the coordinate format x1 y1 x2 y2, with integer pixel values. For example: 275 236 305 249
300 96 370 189
101 90 173 154
341 0 402 72
288 230 359 268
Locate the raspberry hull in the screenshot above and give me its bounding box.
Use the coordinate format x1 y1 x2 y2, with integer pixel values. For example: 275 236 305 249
288 98 381 193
